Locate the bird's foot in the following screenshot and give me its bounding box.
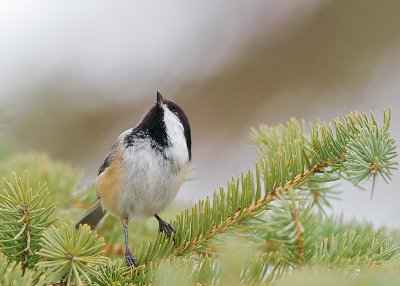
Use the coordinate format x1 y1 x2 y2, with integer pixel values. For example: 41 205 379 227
158 219 176 238
125 248 138 267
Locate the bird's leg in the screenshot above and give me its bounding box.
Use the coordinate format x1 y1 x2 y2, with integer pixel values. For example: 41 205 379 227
155 214 176 238
123 221 138 267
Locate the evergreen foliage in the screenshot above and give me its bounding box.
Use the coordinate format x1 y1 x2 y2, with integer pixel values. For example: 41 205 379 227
90 259 131 286
0 153 95 220
0 174 55 270
0 253 34 286
0 109 397 285
36 223 107 286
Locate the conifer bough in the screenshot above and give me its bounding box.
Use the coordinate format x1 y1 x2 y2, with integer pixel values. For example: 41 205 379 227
0 174 55 271
130 109 397 283
36 223 107 285
0 109 397 285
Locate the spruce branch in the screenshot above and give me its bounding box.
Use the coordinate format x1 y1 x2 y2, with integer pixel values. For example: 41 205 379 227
343 111 397 198
0 153 89 221
133 244 284 285
36 223 107 286
263 194 318 268
240 252 284 285
316 230 399 267
132 255 219 285
91 259 131 286
0 109 393 285
127 109 397 281
0 174 55 270
0 253 34 286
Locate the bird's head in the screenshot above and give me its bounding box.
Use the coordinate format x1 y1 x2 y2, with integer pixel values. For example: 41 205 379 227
136 92 191 163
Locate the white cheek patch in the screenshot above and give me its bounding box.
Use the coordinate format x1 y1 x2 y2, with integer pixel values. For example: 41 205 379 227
163 106 189 167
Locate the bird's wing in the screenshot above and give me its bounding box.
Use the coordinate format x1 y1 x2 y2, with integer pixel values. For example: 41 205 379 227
97 141 119 176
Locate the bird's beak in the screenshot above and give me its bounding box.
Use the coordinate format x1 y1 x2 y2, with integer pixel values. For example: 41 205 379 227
157 91 164 104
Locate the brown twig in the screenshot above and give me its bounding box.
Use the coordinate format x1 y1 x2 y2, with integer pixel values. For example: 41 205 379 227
20 201 30 273
176 161 328 256
291 211 304 267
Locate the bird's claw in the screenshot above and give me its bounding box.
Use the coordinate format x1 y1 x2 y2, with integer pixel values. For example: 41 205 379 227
125 249 138 267
158 220 176 238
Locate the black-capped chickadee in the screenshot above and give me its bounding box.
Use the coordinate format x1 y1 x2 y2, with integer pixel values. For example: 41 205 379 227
76 92 191 267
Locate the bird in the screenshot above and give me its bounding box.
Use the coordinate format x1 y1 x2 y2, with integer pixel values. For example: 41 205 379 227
75 91 191 267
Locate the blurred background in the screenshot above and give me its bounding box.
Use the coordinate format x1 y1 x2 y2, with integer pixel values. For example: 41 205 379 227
0 1 399 228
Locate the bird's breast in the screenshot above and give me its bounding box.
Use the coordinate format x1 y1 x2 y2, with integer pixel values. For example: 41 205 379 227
117 140 187 220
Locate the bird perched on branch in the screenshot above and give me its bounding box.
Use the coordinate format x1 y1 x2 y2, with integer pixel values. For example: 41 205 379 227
76 92 191 267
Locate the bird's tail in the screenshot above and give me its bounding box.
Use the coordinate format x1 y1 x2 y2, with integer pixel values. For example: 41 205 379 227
75 201 106 229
